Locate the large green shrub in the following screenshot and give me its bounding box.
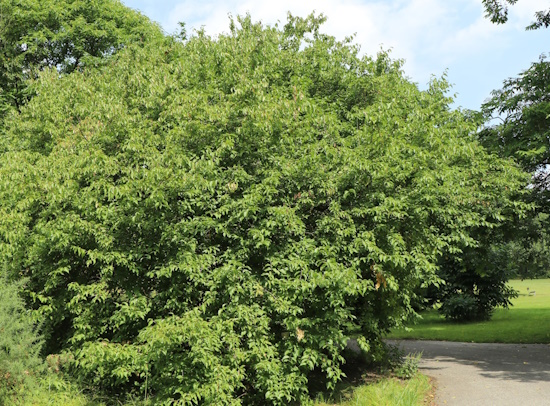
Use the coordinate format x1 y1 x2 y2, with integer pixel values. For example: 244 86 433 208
0 13 528 404
439 294 479 321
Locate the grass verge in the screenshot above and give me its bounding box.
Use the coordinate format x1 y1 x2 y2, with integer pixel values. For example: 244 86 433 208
14 372 433 406
388 279 550 343
314 373 433 406
11 367 433 406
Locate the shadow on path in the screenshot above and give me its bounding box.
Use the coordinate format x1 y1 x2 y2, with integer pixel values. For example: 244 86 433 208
387 340 550 406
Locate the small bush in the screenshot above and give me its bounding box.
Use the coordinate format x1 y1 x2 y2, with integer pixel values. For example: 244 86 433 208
394 353 421 380
439 294 479 321
381 344 405 373
371 343 421 379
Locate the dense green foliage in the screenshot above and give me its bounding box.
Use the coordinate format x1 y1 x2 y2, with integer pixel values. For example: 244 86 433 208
0 9 528 405
482 0 550 29
0 0 162 118
487 214 550 280
434 224 520 321
481 55 550 201
415 0 550 322
439 294 479 321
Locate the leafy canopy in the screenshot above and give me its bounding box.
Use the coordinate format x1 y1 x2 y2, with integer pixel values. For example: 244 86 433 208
481 55 550 193
0 12 528 405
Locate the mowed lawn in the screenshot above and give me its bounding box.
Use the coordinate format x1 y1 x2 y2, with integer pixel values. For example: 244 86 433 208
387 279 550 343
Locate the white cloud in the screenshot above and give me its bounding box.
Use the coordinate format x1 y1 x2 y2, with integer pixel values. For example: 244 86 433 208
438 12 507 61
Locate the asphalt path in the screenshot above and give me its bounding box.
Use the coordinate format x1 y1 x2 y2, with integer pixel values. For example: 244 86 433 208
387 340 550 406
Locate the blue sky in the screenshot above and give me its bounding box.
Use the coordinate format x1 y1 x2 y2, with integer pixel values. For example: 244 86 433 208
122 0 548 111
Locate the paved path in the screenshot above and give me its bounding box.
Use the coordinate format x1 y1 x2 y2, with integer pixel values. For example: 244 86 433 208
387 340 550 406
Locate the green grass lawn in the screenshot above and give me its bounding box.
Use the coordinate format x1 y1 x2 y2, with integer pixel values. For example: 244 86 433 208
388 278 550 343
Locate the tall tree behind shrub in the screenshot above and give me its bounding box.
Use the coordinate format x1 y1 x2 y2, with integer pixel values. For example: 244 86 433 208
479 55 550 283
0 13 528 404
0 0 162 118
490 213 550 280
481 55 550 200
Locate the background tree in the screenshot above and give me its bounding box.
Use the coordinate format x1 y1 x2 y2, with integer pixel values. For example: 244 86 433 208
492 214 550 280
437 0 550 311
0 11 529 405
434 225 520 321
0 0 162 118
482 0 550 29
479 54 550 282
431 53 550 319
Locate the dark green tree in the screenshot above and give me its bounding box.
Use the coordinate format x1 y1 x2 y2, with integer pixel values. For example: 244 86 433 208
492 214 550 280
435 226 520 321
0 12 529 404
482 0 550 29
0 0 162 118
481 55 550 196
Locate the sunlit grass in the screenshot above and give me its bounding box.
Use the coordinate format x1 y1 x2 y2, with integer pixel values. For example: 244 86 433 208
314 373 432 406
388 279 550 343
